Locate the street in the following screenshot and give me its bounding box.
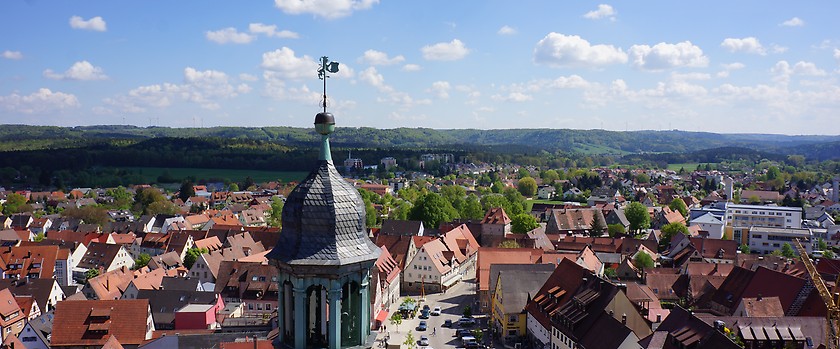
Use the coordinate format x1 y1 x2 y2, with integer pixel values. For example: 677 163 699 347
376 269 483 349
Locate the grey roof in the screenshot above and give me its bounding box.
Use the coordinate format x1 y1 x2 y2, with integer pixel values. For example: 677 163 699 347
136 289 217 327
489 263 556 301
28 311 54 346
380 219 424 236
268 160 380 267
497 269 554 313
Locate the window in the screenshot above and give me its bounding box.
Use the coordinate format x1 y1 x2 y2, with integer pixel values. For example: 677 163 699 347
266 303 271 310
257 303 263 310
248 303 254 310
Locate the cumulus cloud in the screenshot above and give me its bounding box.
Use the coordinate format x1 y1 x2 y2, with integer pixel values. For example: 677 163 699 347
359 50 405 66
2 50 22 60
717 62 746 78
106 67 246 112
772 60 826 83
428 81 451 99
402 64 421 72
493 92 533 102
239 73 258 82
721 37 766 55
583 4 616 21
548 75 591 89
627 41 708 70
835 49 840 62
781 17 804 27
533 33 627 68
43 61 108 81
421 39 470 61
0 88 80 114
248 23 299 39
206 28 255 44
770 44 788 54
359 67 391 92
498 25 517 35
69 16 107 31
274 0 378 19
260 47 316 80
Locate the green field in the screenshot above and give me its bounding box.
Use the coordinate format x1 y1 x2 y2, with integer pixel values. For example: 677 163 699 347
117 167 309 184
666 163 716 171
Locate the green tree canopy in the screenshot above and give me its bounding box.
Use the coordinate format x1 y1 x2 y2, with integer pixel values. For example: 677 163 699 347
134 253 151 270
106 186 133 210
458 194 484 220
408 192 459 228
491 181 505 194
184 247 209 269
541 169 560 183
511 213 539 234
625 202 650 233
517 177 538 197
633 251 655 270
660 222 689 249
607 224 625 237
590 211 607 237
498 240 521 248
146 200 178 216
668 198 688 217
739 244 750 254
62 206 111 226
178 180 195 202
268 197 284 227
781 243 796 258
2 193 29 215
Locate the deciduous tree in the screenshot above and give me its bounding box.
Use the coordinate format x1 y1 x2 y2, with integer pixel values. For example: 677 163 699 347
625 202 650 233
409 193 459 229
517 177 537 197
511 213 539 234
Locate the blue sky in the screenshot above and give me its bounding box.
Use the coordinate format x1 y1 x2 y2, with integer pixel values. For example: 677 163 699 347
1 1 839 134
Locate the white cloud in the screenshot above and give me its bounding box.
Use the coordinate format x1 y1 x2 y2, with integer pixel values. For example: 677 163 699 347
2 50 22 60
628 41 708 71
722 62 746 70
206 28 255 44
239 73 258 82
260 47 316 80
493 92 533 102
533 33 627 68
43 61 108 81
583 4 616 21
781 17 804 27
421 39 470 61
548 75 591 89
274 0 378 19
248 23 299 39
772 60 827 83
497 25 517 35
106 67 246 112
721 37 766 55
671 72 711 81
770 44 788 54
0 88 80 114
359 50 405 66
69 16 107 32
359 67 391 92
428 81 451 99
402 64 421 72
834 49 840 62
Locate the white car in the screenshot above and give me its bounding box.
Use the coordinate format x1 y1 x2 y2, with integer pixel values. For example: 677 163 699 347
431 306 441 316
419 335 429 346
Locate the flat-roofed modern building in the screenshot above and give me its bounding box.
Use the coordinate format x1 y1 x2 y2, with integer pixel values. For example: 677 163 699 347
724 204 802 244
747 226 813 255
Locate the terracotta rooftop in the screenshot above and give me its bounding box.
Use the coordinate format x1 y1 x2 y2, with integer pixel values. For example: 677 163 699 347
52 299 151 347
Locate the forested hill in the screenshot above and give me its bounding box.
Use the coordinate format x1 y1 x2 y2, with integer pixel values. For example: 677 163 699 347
1 124 839 159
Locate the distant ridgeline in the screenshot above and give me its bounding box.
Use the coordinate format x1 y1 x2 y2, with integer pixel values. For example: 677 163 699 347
0 124 838 186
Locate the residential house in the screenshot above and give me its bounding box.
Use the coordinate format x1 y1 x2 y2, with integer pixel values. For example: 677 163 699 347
747 226 813 255
120 268 168 300
214 261 277 317
0 278 64 312
639 306 740 349
587 187 621 206
0 245 59 280
17 312 53 349
732 296 785 317
148 251 186 273
371 246 400 330
545 208 607 235
0 288 25 341
491 268 554 339
51 299 155 348
696 315 827 349
537 185 556 200
689 212 725 239
136 289 222 330
75 242 134 280
740 190 784 204
379 220 425 237
82 266 135 300
652 207 686 229
524 258 652 349
481 207 511 238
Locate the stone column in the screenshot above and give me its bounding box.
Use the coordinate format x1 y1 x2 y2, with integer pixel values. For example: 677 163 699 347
328 286 342 349
321 287 328 337
294 284 307 349
359 271 371 342
277 281 285 343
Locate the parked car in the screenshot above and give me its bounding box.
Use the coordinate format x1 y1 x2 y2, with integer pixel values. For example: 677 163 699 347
458 317 476 327
456 329 472 339
417 320 428 331
423 304 430 311
419 309 429 319
443 319 453 328
419 335 429 346
431 306 441 316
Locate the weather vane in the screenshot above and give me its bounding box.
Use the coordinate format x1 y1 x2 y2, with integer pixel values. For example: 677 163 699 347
318 56 340 113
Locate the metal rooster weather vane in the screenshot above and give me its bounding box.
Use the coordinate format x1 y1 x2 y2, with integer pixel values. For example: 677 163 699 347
318 56 340 113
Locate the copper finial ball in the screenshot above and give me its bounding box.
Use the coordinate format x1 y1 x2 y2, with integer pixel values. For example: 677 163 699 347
314 112 335 135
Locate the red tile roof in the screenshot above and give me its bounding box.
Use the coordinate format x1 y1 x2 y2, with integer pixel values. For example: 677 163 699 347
52 299 151 347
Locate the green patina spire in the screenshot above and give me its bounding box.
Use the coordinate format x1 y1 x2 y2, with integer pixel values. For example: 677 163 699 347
314 112 335 162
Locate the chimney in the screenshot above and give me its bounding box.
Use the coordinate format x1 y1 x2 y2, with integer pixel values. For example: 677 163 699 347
621 314 627 325
656 314 662 323
757 293 763 301
773 262 779 270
